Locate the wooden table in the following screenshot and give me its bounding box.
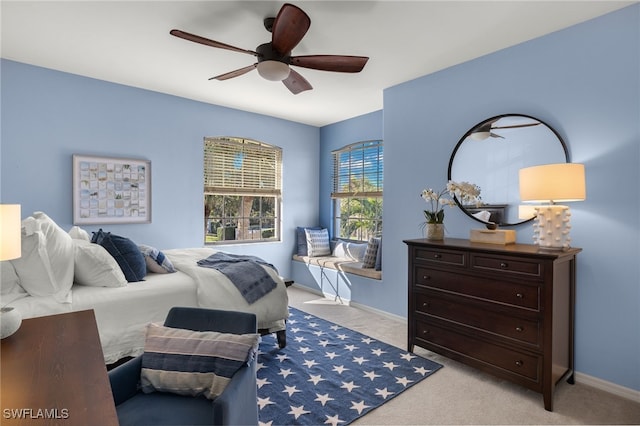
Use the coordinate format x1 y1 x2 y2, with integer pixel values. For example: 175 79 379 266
1 310 118 425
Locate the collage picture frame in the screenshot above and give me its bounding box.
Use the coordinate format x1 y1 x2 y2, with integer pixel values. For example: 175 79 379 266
72 155 151 224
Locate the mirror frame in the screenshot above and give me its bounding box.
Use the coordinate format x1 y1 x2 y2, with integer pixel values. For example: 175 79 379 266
447 113 569 227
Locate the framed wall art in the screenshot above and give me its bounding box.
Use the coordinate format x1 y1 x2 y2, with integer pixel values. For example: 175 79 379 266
73 155 151 224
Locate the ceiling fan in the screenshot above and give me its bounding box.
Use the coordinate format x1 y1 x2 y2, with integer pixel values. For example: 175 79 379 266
170 3 369 94
470 118 540 140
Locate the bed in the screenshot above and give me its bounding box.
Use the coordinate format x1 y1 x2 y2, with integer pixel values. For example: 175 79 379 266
1 213 289 364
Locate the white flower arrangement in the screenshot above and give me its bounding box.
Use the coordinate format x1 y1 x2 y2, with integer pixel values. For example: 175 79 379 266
421 181 482 224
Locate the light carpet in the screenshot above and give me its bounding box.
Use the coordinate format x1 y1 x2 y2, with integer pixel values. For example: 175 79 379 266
256 307 442 425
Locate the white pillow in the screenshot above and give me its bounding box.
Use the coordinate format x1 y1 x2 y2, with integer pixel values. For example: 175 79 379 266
73 240 127 287
305 228 330 257
68 225 91 241
332 240 368 261
9 212 74 303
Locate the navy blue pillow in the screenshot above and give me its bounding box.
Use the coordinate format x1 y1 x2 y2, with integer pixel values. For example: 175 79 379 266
92 229 146 282
374 237 382 271
296 226 322 256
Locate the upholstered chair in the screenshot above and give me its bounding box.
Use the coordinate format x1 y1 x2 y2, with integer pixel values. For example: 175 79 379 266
108 307 259 425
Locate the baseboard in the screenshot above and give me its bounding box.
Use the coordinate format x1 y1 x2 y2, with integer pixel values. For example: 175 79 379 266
575 372 640 402
349 300 407 324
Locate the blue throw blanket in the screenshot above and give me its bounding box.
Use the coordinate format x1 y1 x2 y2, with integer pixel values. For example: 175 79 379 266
197 253 278 304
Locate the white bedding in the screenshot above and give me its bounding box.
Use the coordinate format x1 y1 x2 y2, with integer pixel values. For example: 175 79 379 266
73 271 198 363
9 248 289 364
164 248 289 331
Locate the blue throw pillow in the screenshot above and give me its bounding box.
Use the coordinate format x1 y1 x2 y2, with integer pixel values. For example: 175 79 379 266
374 237 382 271
92 229 146 282
296 226 322 256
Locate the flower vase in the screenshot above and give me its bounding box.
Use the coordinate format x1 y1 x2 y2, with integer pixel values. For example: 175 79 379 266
425 223 444 240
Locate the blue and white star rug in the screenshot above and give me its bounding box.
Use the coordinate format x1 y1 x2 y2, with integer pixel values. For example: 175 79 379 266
256 307 443 425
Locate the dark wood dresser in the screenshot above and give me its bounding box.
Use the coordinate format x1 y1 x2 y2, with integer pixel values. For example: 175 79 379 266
404 238 581 411
1 310 118 425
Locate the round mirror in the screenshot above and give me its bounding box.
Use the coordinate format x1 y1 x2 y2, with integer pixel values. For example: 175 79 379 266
448 114 568 226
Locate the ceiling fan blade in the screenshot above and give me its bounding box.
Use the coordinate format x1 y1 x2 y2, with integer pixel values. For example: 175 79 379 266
282 69 312 94
170 29 257 56
493 122 540 130
290 55 369 73
271 3 311 54
210 64 257 81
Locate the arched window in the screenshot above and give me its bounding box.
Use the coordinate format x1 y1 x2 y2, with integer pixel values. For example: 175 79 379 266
332 140 383 241
204 137 282 244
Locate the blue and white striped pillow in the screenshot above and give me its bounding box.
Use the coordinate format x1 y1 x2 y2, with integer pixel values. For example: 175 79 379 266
305 228 330 257
362 237 380 268
140 323 260 400
138 244 176 274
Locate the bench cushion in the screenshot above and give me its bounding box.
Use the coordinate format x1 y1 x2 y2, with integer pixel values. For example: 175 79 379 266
292 255 381 280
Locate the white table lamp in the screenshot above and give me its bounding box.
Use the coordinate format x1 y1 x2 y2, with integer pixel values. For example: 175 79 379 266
519 163 585 250
1 204 23 338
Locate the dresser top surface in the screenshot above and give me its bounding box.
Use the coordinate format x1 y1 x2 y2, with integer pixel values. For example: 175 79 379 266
403 237 581 258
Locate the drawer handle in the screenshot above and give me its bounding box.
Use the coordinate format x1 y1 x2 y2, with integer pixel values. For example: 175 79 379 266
515 360 524 367
516 293 524 299
422 302 430 308
433 254 442 259
500 262 508 268
422 329 430 335
515 326 524 333
422 275 431 281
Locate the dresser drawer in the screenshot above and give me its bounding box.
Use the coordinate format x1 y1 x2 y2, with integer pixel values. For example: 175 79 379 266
415 291 541 346
471 254 543 278
414 248 466 268
415 319 541 382
414 267 540 310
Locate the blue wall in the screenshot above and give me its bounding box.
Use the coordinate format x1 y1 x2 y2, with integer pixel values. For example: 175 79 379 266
378 5 638 391
2 3 638 393
0 59 320 277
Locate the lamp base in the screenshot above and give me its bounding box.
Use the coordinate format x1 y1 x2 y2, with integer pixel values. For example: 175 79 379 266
1 306 22 339
532 205 572 250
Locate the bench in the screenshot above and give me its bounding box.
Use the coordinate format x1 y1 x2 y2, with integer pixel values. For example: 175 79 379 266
292 255 381 280
291 254 381 303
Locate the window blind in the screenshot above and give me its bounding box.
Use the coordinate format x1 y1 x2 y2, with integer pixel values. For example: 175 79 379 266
204 137 282 196
332 140 383 198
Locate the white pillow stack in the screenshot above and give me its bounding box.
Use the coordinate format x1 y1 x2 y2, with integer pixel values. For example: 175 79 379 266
9 212 74 303
68 225 91 242
72 240 127 287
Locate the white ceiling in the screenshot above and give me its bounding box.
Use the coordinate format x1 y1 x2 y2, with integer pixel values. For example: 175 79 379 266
1 1 634 126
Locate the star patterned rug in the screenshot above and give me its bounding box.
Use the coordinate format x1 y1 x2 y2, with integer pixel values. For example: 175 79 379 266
256 307 443 425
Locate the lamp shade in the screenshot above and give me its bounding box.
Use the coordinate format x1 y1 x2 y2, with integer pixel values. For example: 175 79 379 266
519 163 586 203
0 204 21 261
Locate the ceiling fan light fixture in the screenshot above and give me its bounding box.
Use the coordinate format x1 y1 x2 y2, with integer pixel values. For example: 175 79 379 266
470 131 491 141
257 60 290 81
